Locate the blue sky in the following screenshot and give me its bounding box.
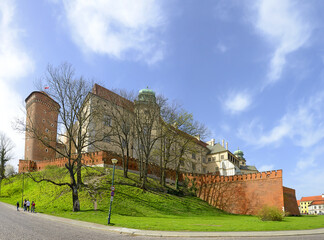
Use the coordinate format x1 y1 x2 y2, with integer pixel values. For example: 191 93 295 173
0 0 323 199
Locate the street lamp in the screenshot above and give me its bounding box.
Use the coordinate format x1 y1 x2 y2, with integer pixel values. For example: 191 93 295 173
108 158 118 225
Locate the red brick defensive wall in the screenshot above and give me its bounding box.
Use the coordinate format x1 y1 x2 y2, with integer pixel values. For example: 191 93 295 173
184 170 299 216
19 151 299 216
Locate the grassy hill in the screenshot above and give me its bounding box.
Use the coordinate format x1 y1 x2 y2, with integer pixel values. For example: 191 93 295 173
1 166 324 231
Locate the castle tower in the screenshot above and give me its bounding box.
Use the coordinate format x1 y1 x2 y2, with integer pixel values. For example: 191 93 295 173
24 91 60 161
233 148 246 166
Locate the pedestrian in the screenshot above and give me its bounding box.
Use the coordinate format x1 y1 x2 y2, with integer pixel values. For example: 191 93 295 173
26 199 30 212
31 201 35 213
23 199 27 211
16 201 19 211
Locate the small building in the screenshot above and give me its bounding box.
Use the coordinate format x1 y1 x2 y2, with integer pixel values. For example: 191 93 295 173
308 200 324 215
300 194 324 214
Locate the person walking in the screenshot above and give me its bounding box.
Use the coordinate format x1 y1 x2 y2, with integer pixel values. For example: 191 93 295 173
26 200 30 212
16 201 19 211
31 201 35 213
23 199 27 211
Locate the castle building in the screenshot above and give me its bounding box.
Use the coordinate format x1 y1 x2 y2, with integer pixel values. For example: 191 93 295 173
299 195 324 214
18 84 301 216
19 84 257 176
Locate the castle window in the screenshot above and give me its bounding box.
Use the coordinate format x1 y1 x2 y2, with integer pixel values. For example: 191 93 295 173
192 163 196 171
212 157 216 161
45 148 48 152
202 157 206 163
42 119 45 123
208 157 211 162
45 128 49 133
192 153 196 160
221 155 224 160
51 123 54 127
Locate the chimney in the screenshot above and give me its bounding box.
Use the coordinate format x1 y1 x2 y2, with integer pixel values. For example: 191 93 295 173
211 138 215 146
226 142 228 150
222 139 224 147
322 193 324 198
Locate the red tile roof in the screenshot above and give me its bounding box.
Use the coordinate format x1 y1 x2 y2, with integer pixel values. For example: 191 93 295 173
310 200 324 206
300 195 323 202
92 84 134 111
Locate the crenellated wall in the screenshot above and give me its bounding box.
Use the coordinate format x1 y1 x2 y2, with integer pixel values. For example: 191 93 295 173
18 151 181 181
183 170 295 215
18 153 298 216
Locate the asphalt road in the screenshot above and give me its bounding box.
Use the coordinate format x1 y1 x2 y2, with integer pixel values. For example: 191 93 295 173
0 202 324 240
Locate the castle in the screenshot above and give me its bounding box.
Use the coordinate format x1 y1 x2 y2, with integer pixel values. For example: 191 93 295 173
19 84 257 176
18 84 299 215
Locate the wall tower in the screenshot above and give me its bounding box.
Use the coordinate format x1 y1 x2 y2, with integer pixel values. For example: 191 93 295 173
24 91 60 161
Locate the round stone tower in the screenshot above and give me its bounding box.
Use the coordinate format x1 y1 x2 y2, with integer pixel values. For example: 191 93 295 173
24 91 60 161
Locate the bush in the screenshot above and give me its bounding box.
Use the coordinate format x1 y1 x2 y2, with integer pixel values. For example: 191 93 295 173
258 205 284 221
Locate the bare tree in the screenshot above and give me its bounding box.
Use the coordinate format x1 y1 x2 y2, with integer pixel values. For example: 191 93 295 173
172 112 208 190
4 164 16 177
17 63 104 211
93 89 135 178
0 132 13 195
133 93 167 189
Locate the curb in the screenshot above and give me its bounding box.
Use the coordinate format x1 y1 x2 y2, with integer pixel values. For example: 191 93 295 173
2 202 324 237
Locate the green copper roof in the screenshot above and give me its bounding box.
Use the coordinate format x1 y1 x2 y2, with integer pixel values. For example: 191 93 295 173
234 148 244 156
139 88 155 95
137 87 156 103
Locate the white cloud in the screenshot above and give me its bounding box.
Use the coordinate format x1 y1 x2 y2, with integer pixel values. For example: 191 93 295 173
60 0 166 64
215 42 227 53
258 164 274 172
0 0 34 168
252 0 312 84
0 1 33 83
239 92 324 148
223 91 252 114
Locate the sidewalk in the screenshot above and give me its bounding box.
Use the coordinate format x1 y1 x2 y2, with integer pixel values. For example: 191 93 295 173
3 202 324 237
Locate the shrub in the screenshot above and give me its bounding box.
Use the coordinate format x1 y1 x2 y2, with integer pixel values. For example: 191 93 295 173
258 205 284 221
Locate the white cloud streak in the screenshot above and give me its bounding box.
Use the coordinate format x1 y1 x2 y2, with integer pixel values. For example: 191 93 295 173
253 0 312 84
0 0 34 167
223 91 252 114
61 0 166 64
239 92 324 148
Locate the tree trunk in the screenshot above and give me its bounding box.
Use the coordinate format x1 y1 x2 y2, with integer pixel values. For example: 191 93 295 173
72 185 80 212
175 163 180 190
162 161 167 187
77 159 82 188
141 157 148 189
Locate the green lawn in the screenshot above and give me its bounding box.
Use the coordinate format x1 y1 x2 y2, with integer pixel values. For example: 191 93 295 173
1 167 324 232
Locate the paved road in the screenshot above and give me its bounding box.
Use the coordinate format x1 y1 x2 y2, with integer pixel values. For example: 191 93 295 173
1 202 324 240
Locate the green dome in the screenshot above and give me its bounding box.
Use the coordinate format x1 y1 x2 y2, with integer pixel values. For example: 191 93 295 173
234 149 244 157
137 87 156 103
139 88 155 95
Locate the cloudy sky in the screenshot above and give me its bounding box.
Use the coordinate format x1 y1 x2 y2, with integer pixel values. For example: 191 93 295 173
1 0 323 199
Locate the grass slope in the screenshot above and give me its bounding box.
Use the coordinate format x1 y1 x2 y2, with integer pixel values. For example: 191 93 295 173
1 167 324 231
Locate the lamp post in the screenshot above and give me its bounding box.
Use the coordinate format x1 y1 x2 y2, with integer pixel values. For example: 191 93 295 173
108 158 118 225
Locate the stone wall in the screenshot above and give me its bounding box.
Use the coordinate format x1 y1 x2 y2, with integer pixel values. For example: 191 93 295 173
184 170 298 216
